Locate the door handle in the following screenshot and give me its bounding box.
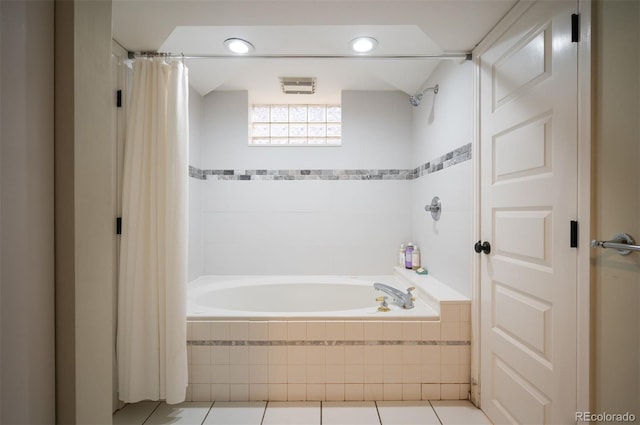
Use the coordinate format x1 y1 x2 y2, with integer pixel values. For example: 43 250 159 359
474 241 491 255
591 233 639 256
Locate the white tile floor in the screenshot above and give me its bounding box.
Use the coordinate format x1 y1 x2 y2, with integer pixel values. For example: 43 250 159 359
113 400 492 425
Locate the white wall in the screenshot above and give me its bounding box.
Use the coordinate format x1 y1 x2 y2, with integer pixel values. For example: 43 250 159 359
411 60 474 298
187 70 474 282
73 2 115 422
188 87 205 280
189 86 205 169
202 180 410 275
1 2 55 423
202 90 412 169
195 90 413 275
55 1 114 422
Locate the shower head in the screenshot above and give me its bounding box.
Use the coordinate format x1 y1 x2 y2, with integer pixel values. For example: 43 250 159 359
409 84 439 106
409 94 423 107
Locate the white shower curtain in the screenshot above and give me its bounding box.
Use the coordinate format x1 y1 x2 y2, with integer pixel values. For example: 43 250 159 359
117 57 189 404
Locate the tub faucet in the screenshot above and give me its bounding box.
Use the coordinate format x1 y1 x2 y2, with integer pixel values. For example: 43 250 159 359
373 283 415 309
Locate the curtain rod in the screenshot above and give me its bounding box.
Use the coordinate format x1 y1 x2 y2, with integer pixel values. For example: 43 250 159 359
129 51 472 61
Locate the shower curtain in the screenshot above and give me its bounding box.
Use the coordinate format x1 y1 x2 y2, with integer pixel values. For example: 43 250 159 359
117 57 189 404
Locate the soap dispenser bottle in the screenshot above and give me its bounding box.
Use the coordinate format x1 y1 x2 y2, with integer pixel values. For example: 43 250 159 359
398 244 406 267
412 245 421 270
405 242 414 269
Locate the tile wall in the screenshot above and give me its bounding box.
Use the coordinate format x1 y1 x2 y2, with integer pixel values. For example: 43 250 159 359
188 91 416 277
410 60 475 298
188 142 471 277
188 84 474 281
185 304 471 402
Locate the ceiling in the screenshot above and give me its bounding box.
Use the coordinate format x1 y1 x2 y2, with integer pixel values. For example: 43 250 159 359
112 0 517 103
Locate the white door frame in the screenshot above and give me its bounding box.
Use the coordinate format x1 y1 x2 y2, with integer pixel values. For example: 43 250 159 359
575 0 592 416
470 0 592 415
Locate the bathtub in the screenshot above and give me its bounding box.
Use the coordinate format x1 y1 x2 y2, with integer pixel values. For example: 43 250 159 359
185 268 471 403
187 274 438 320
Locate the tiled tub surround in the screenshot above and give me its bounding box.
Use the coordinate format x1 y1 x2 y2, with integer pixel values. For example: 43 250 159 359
188 143 471 181
185 268 471 402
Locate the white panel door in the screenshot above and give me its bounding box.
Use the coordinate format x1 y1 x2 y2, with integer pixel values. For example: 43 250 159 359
478 1 578 423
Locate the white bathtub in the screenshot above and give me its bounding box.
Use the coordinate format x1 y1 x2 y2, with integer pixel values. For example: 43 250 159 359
185 270 472 402
187 274 439 320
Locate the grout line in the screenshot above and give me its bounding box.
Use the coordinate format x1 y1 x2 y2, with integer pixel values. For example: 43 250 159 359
199 401 215 425
140 401 162 425
320 401 322 425
260 400 269 425
373 401 383 425
428 400 444 425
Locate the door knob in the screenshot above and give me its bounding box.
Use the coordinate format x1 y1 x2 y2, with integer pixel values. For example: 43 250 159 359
474 241 491 254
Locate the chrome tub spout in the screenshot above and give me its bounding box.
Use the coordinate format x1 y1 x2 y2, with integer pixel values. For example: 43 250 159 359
373 282 415 309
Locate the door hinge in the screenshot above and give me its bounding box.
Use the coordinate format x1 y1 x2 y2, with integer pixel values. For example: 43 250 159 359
116 217 122 235
571 13 580 43
570 220 578 248
116 90 122 108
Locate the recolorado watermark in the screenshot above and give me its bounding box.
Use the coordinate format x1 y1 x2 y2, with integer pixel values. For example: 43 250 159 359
576 411 637 423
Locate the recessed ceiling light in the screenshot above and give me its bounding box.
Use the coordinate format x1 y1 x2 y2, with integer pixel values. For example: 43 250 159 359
350 37 378 53
224 38 254 54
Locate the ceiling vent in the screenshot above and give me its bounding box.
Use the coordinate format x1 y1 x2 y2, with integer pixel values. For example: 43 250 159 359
280 77 316 95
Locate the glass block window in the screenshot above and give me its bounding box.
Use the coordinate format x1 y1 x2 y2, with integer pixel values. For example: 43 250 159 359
250 104 342 146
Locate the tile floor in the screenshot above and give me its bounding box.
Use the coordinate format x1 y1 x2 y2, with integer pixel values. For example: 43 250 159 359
113 400 492 425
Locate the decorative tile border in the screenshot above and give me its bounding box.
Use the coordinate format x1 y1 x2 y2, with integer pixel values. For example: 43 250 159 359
189 143 471 181
189 166 207 180
412 143 472 179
